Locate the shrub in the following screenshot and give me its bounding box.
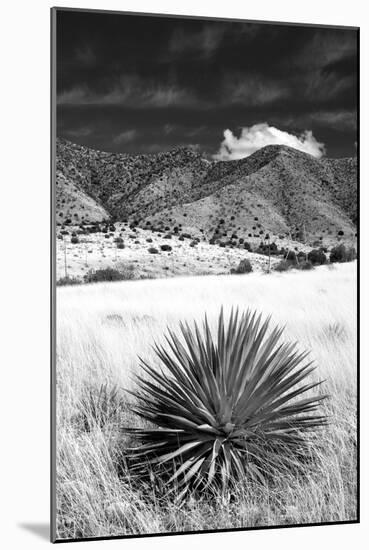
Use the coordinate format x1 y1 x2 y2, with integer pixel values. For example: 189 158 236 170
125 309 327 497
117 243 125 249
84 268 126 283
148 247 159 254
244 242 252 252
274 260 294 272
71 236 79 244
296 260 314 270
231 259 253 274
285 250 297 263
307 249 327 266
330 244 357 263
56 276 81 286
160 244 172 252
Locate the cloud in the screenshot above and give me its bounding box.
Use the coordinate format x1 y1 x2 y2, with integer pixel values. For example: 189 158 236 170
57 76 201 108
63 126 93 138
223 75 289 106
304 71 353 101
298 31 357 71
113 129 138 144
213 123 326 160
75 46 96 67
308 110 357 130
168 23 226 59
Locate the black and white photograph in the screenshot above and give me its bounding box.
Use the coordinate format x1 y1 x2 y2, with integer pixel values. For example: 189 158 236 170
52 7 358 542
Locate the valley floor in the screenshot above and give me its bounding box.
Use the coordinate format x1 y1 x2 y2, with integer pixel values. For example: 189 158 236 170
56 263 357 539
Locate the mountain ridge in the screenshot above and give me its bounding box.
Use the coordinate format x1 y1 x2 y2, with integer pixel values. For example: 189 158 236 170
56 138 357 247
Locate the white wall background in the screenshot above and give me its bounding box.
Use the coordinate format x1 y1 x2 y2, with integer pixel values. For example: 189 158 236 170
0 1 367 548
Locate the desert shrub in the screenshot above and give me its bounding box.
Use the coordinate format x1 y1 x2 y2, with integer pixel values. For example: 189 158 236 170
84 268 126 283
117 243 125 249
231 259 253 274
178 236 185 241
125 309 327 497
330 244 357 263
160 244 172 252
307 249 327 266
285 250 297 263
146 238 153 243
346 247 357 261
56 276 81 286
244 242 252 252
269 242 279 255
114 237 124 244
274 260 294 272
148 247 159 254
296 260 314 270
71 236 79 244
164 234 172 239
190 240 198 247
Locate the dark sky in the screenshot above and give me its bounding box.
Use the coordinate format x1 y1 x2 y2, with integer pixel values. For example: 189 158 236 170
56 9 358 159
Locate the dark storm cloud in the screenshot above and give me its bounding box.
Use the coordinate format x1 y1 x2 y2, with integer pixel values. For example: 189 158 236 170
56 10 358 158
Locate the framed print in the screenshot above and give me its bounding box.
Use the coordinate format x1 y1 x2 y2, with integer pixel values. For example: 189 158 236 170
51 7 359 542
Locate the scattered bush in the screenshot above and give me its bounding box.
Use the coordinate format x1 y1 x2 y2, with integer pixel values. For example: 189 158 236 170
274 260 294 272
56 276 81 286
330 244 357 263
307 249 327 266
285 250 297 263
296 260 314 271
71 236 79 244
84 268 127 283
160 244 172 252
148 247 159 254
231 259 253 274
116 243 125 249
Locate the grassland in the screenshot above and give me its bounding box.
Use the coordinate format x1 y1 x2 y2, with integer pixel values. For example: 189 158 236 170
55 262 357 539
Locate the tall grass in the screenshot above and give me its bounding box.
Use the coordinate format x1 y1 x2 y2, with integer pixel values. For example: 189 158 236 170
56 263 357 539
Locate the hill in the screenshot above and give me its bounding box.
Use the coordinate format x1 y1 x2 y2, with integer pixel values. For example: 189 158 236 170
55 138 357 247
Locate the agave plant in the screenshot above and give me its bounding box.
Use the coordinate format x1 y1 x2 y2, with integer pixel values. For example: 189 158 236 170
124 309 327 498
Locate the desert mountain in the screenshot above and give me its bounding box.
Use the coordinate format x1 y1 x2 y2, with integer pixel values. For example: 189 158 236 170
56 138 357 246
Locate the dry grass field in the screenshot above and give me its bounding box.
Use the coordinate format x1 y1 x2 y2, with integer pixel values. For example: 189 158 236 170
56 262 357 539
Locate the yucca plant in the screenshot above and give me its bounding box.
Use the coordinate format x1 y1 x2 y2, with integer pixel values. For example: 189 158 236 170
124 309 327 499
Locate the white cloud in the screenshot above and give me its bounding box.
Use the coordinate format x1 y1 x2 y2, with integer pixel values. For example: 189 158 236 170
213 123 326 161
113 129 138 144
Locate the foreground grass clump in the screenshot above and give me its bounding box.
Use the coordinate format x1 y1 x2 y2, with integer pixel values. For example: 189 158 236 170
124 309 327 499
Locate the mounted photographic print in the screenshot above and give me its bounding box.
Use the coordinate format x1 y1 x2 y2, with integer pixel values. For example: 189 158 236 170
51 7 359 542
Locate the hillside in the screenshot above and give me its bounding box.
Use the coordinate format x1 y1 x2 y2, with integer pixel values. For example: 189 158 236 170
56 138 357 247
